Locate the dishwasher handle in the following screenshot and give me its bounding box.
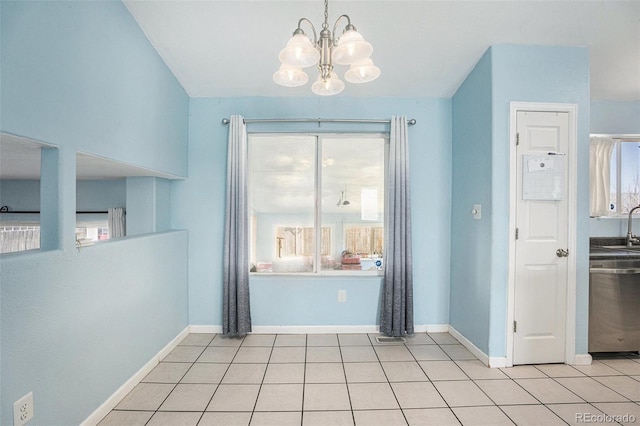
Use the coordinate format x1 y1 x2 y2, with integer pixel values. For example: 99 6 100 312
590 268 640 275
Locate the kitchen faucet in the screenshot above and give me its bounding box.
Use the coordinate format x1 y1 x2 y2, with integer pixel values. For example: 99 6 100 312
627 204 640 247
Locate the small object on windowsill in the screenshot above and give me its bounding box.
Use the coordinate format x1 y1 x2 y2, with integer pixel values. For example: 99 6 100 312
256 262 273 273
341 250 361 265
75 238 94 252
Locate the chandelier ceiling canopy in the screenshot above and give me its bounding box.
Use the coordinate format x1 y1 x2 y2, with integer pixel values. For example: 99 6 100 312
273 0 380 96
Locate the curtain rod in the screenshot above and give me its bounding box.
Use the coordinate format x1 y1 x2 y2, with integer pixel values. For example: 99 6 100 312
221 117 416 126
0 206 111 214
0 211 110 214
591 133 640 140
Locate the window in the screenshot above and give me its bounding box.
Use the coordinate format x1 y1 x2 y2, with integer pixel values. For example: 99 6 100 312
610 139 640 214
249 134 387 274
76 218 110 242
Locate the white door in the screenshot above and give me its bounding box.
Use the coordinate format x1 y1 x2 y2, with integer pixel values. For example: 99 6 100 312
513 110 570 365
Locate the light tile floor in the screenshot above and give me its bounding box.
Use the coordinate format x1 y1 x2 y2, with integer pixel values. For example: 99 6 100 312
99 333 640 425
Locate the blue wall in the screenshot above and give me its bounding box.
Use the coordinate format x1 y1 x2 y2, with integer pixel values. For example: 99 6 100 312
0 179 127 227
490 44 590 357
0 179 127 213
450 49 493 354
591 101 640 135
590 101 640 237
173 97 452 328
0 180 41 212
0 0 189 177
450 45 590 358
0 1 190 424
1 232 188 425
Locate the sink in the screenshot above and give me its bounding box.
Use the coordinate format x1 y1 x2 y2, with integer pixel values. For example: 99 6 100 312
591 258 640 269
602 245 640 251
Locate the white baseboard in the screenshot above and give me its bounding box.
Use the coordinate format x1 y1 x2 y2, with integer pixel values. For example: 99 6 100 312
572 354 593 366
189 324 450 335
251 325 381 334
448 325 491 367
189 325 223 334
81 327 189 426
421 324 449 333
488 357 508 368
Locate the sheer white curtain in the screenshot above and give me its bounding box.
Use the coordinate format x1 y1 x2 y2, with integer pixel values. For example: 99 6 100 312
1 227 40 253
108 208 126 238
590 137 615 216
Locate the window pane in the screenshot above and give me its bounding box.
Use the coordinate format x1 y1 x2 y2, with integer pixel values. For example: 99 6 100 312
609 143 618 212
249 135 316 273
620 141 640 213
320 136 385 272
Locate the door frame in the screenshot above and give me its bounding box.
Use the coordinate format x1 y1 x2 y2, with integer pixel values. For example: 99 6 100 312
506 102 578 367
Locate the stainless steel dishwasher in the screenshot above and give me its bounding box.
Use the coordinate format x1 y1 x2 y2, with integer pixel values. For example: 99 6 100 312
589 258 640 352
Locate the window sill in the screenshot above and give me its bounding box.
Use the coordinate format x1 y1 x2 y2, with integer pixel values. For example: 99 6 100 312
591 215 638 219
250 271 383 278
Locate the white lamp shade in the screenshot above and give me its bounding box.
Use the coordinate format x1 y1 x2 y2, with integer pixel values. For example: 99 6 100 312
344 58 381 83
278 34 320 68
273 64 309 87
311 73 345 96
332 29 373 65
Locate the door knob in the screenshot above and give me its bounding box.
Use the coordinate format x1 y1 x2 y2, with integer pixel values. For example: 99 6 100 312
556 248 569 257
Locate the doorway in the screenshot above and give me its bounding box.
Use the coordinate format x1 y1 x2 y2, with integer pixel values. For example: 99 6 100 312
507 103 578 366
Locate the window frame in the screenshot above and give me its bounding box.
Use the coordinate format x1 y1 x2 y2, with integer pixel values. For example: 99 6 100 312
610 137 640 216
248 132 388 276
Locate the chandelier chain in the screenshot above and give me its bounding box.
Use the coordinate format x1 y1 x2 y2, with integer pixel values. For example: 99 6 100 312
323 0 329 29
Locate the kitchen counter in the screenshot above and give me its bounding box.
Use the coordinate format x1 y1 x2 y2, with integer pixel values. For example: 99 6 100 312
590 237 640 260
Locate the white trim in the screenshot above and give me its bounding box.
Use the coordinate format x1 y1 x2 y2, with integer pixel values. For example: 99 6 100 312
489 357 508 368
421 324 450 333
251 325 380 334
572 354 593 366
448 326 489 366
507 102 578 367
189 325 223 334
189 324 449 334
81 327 189 426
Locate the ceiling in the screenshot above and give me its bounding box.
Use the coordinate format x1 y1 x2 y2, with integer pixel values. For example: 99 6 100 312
3 1 637 181
123 0 640 100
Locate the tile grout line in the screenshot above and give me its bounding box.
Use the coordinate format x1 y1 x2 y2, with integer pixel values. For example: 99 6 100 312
299 333 307 426
336 334 357 426
245 335 277 424
100 332 640 425
201 334 243 421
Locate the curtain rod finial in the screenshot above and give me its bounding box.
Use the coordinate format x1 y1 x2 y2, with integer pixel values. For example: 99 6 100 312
222 118 230 125
408 119 416 125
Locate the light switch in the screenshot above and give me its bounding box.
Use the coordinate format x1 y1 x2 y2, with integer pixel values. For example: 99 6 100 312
472 204 481 220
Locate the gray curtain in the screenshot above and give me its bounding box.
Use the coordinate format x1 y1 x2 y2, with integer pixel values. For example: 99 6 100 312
380 116 414 337
223 115 252 336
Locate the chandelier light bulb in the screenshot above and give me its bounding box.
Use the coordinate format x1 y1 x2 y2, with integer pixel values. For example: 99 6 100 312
278 34 320 68
344 58 381 83
332 29 373 65
273 64 309 87
311 73 345 96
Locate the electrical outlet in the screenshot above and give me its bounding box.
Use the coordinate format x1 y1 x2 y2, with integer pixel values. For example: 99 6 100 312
472 204 482 220
338 290 347 303
13 392 34 426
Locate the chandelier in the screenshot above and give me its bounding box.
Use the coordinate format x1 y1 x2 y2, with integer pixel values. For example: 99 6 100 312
273 0 380 96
